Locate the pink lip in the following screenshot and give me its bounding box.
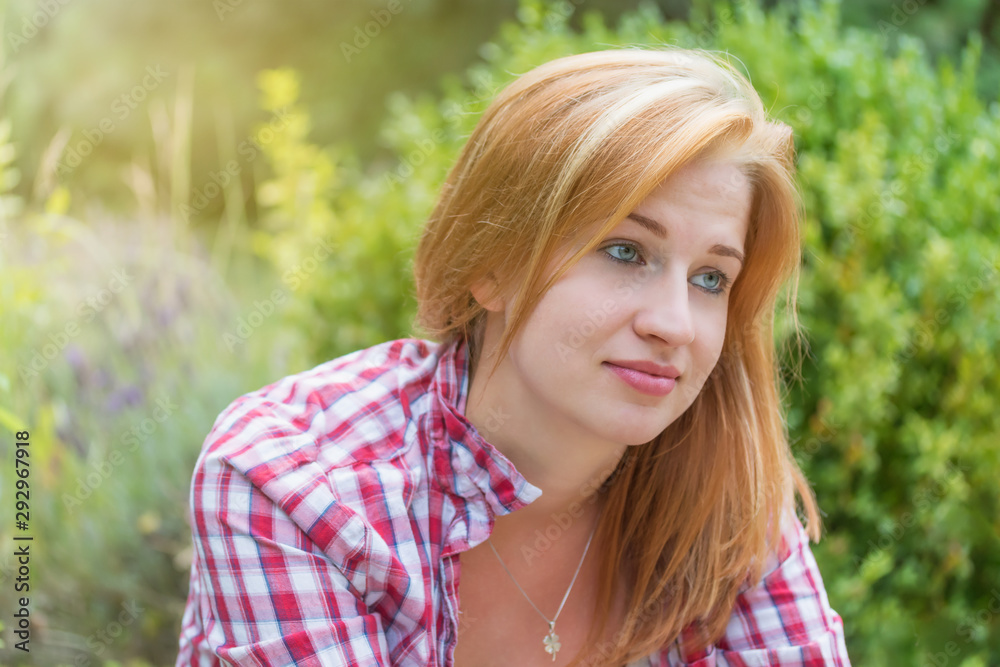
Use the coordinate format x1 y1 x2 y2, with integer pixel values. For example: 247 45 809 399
605 359 681 379
604 362 677 396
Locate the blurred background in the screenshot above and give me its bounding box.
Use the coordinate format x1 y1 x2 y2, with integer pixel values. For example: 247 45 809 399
1 0 998 664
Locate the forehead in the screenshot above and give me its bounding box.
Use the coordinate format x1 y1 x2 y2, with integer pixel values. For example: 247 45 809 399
543 160 752 275
640 160 750 214
631 161 750 238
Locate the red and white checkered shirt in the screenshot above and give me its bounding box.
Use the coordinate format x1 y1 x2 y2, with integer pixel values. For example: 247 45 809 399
176 337 850 666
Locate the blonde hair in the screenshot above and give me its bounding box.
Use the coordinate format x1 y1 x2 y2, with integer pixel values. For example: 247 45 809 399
413 47 820 665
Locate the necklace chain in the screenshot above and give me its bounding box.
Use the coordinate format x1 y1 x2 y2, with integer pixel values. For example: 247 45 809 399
486 513 600 660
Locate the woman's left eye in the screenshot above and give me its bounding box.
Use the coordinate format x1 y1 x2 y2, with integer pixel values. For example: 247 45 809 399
602 243 642 264
691 271 731 295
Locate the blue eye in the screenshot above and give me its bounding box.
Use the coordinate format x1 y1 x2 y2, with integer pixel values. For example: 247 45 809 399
691 271 731 296
602 243 642 264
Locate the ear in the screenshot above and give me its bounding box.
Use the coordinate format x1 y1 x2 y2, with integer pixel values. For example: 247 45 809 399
470 273 507 313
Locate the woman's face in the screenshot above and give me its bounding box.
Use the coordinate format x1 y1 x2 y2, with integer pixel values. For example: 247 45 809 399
475 159 751 447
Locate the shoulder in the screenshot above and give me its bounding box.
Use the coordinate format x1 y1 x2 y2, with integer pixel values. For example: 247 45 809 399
180 339 450 662
190 337 445 541
200 337 440 466
669 511 852 666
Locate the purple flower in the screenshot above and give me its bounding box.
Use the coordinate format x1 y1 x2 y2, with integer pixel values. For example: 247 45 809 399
64 344 87 373
105 384 144 415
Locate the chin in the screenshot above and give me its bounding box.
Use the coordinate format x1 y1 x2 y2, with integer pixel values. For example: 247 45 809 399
606 402 682 440
599 420 673 448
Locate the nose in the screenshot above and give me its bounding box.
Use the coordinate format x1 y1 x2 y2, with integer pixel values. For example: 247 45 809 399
631 268 696 347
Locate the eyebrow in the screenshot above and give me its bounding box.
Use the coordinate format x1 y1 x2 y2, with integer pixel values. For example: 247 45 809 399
626 213 745 267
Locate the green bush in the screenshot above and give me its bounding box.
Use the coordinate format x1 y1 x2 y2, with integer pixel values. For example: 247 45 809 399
263 0 1000 663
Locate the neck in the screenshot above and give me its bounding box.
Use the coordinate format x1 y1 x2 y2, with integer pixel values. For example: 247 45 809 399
465 348 626 539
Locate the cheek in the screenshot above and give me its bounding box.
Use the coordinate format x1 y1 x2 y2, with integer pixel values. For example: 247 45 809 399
511 297 579 369
537 278 601 329
707 311 729 359
692 306 730 376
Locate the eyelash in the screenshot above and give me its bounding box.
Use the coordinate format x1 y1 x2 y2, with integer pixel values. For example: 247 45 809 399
600 241 733 297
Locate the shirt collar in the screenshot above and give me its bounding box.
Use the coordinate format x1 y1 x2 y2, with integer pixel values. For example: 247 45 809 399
428 336 542 522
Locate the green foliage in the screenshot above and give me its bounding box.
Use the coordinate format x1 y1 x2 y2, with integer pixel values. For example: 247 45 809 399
0 211 273 664
263 0 1000 662
248 68 438 362
3 0 521 219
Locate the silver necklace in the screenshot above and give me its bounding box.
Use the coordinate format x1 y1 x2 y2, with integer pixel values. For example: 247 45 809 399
486 518 599 662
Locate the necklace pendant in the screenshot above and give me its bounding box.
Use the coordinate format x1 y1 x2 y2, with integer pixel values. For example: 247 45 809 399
543 621 561 661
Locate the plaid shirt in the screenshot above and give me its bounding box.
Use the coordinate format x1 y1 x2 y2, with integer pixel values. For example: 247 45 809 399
176 337 850 666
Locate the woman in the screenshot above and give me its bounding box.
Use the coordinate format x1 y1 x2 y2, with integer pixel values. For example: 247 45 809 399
177 48 850 666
